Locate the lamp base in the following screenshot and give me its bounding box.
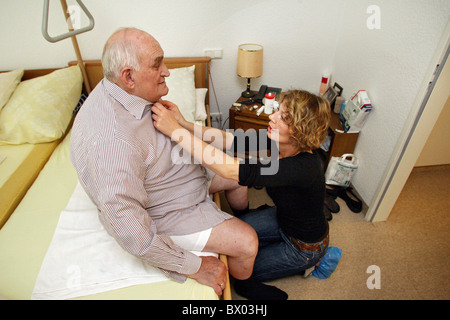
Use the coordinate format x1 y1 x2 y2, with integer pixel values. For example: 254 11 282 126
241 89 256 98
241 78 256 98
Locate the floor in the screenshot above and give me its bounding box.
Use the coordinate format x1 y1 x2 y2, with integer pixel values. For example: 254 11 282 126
220 165 450 300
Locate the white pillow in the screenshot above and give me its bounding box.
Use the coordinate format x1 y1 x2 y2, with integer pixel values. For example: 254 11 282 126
164 65 196 123
195 88 208 121
0 68 24 112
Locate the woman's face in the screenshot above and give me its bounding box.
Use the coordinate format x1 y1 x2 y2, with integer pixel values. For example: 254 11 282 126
267 103 291 145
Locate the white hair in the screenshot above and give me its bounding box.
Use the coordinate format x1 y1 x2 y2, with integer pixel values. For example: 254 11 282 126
101 28 143 80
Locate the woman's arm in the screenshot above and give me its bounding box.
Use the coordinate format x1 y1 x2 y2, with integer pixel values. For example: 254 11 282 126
152 102 240 181
158 100 234 150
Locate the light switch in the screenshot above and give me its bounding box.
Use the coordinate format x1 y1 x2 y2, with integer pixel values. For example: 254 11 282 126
204 49 223 59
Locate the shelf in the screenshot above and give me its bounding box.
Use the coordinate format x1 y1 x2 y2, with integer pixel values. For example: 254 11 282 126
229 97 360 164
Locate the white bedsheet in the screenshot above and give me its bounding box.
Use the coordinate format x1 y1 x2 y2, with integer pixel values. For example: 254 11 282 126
31 181 214 300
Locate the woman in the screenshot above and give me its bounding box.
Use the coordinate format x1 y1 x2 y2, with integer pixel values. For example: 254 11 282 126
152 90 331 300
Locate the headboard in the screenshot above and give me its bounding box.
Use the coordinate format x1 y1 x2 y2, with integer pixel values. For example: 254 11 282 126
0 68 59 80
68 57 212 126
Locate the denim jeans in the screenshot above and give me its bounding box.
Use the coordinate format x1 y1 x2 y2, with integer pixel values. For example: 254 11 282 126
239 206 329 282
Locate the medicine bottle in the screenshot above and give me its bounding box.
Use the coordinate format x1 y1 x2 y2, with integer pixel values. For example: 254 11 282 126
264 93 275 114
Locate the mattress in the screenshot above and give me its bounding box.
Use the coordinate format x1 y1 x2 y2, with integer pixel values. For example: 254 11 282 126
0 132 217 300
0 140 59 228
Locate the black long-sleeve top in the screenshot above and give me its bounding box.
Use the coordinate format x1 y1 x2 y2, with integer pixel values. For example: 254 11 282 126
231 129 328 242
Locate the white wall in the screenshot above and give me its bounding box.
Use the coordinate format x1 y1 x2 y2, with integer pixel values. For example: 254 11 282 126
332 0 450 205
0 0 449 208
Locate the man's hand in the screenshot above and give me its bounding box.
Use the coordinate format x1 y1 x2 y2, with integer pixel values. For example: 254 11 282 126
187 256 228 296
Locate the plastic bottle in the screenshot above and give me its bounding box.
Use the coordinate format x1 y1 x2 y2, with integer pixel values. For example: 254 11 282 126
320 72 330 95
264 92 275 114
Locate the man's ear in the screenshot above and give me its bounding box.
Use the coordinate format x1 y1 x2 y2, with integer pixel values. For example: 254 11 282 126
119 67 135 90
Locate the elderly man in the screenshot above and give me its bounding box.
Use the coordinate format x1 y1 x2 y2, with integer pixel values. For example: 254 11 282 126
70 27 257 295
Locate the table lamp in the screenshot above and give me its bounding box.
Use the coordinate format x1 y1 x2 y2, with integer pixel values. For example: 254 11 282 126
237 44 263 98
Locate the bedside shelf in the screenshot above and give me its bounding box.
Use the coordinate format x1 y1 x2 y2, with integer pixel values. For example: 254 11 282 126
229 96 359 163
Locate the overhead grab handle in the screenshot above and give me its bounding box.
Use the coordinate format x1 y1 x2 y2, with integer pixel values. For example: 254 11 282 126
42 0 95 43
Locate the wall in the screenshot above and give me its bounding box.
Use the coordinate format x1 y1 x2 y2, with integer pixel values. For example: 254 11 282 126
332 0 449 205
415 95 450 167
0 0 449 209
0 0 342 96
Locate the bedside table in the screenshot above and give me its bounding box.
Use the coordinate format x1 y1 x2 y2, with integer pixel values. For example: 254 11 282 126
228 95 360 163
229 96 270 131
326 111 359 162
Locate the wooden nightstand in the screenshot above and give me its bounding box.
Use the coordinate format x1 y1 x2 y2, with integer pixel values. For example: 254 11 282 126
326 111 359 161
228 95 359 163
229 95 270 131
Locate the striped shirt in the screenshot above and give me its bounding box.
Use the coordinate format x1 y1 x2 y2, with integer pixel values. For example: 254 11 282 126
70 78 232 282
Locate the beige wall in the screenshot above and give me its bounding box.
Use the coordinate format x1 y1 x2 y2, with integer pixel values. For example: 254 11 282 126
415 95 450 167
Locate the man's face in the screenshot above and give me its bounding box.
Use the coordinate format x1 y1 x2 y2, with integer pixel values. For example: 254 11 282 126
131 37 170 102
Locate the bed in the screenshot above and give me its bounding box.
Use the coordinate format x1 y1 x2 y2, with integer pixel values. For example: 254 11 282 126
0 66 82 229
0 57 232 300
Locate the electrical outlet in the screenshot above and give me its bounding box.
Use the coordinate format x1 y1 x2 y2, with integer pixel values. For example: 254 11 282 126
204 49 223 59
210 112 222 124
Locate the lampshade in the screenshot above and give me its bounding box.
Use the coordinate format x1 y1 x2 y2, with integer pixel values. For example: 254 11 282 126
237 44 263 78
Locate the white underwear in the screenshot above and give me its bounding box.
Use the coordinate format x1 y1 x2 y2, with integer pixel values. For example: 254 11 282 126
170 228 212 252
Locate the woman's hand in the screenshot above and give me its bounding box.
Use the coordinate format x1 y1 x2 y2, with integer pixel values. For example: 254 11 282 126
151 102 183 137
158 100 186 125
153 101 240 182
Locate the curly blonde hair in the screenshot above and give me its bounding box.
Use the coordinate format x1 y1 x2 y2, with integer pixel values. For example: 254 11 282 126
278 90 331 152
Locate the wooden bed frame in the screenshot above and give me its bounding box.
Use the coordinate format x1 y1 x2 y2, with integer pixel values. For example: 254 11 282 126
68 58 213 126
1 57 231 300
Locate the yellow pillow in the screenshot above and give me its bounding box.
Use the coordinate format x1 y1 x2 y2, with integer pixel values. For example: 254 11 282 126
0 66 82 145
0 68 24 112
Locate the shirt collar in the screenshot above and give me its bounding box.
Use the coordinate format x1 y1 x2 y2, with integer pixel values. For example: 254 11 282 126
102 78 152 120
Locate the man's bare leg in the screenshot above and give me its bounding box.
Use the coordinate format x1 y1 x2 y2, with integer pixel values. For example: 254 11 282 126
203 217 258 280
206 174 256 281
